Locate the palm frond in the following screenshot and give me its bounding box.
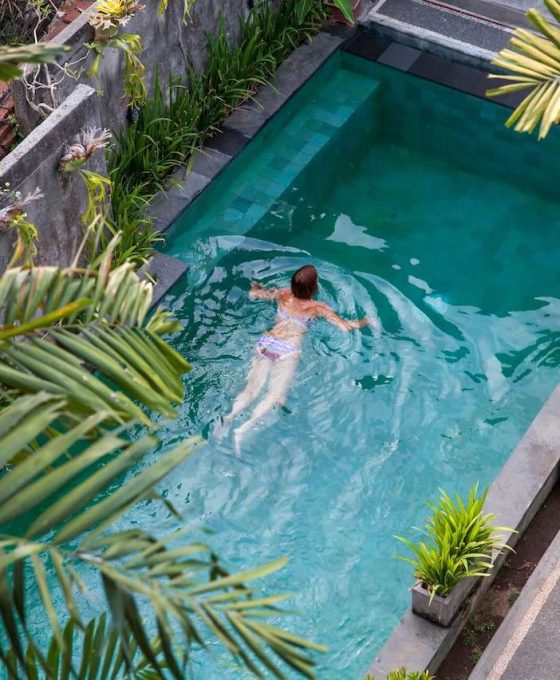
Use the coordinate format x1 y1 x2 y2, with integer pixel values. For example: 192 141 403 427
0 44 68 82
0 238 188 428
488 0 560 138
1 394 320 678
0 239 325 678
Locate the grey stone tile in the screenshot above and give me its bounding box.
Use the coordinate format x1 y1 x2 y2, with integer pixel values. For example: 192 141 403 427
322 22 356 39
141 253 189 307
222 104 268 138
377 42 421 70
273 31 345 92
190 147 232 179
148 171 210 232
342 26 391 60
251 80 291 119
205 127 250 155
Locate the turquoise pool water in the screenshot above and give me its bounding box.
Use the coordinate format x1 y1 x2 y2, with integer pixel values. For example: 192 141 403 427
107 53 560 678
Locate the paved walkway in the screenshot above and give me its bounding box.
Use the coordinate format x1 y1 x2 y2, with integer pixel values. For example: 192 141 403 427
469 529 560 680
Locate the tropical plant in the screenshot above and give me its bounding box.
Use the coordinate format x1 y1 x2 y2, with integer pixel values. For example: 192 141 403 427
158 0 198 22
365 669 435 680
0 184 42 267
58 126 114 251
0 43 67 81
87 0 147 104
0 238 326 679
395 484 513 603
296 0 355 23
487 0 560 139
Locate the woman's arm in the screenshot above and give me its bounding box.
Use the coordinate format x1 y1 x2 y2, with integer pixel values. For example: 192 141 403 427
250 282 281 300
316 302 372 331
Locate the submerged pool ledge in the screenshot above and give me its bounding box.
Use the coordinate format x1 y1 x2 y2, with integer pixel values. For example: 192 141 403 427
366 383 560 679
147 26 352 235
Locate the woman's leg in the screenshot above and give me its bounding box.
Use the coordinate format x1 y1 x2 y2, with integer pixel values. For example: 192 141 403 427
224 353 271 424
233 354 299 451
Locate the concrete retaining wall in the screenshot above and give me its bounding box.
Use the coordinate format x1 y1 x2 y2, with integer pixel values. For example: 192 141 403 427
2 0 262 269
0 84 106 271
12 0 254 133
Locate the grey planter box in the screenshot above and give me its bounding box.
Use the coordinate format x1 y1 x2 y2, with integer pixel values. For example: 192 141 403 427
411 576 480 627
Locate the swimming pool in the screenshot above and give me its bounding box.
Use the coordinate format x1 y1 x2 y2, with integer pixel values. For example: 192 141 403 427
155 51 560 677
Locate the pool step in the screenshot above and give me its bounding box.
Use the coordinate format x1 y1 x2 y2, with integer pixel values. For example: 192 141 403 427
168 65 382 255
248 67 382 209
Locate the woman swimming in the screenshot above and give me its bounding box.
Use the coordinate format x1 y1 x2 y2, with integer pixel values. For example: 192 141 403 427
223 264 371 451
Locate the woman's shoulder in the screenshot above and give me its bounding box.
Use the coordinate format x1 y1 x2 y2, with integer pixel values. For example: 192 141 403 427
276 288 292 301
294 299 327 318
307 299 329 315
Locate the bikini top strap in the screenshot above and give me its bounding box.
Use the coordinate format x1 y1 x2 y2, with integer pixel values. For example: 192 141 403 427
277 308 312 327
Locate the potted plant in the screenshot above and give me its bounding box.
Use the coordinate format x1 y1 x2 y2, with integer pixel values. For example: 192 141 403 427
365 668 435 680
396 484 513 627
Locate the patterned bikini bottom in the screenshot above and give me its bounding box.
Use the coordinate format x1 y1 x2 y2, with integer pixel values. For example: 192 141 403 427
257 335 301 361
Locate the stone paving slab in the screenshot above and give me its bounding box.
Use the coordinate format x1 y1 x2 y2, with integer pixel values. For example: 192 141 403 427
469 529 560 680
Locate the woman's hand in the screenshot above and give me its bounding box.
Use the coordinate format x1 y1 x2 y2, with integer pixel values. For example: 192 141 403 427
349 317 377 330
250 282 278 300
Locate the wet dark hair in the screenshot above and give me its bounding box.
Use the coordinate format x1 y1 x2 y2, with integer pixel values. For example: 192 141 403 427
291 264 318 300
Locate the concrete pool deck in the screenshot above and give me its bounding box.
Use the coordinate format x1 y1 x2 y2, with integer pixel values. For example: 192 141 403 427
469 526 560 680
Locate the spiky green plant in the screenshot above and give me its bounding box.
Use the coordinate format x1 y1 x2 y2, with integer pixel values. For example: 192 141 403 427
396 484 513 603
365 669 435 680
488 0 560 139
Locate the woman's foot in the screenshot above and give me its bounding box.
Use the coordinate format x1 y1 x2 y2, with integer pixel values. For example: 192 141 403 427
213 415 232 441
233 421 252 455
